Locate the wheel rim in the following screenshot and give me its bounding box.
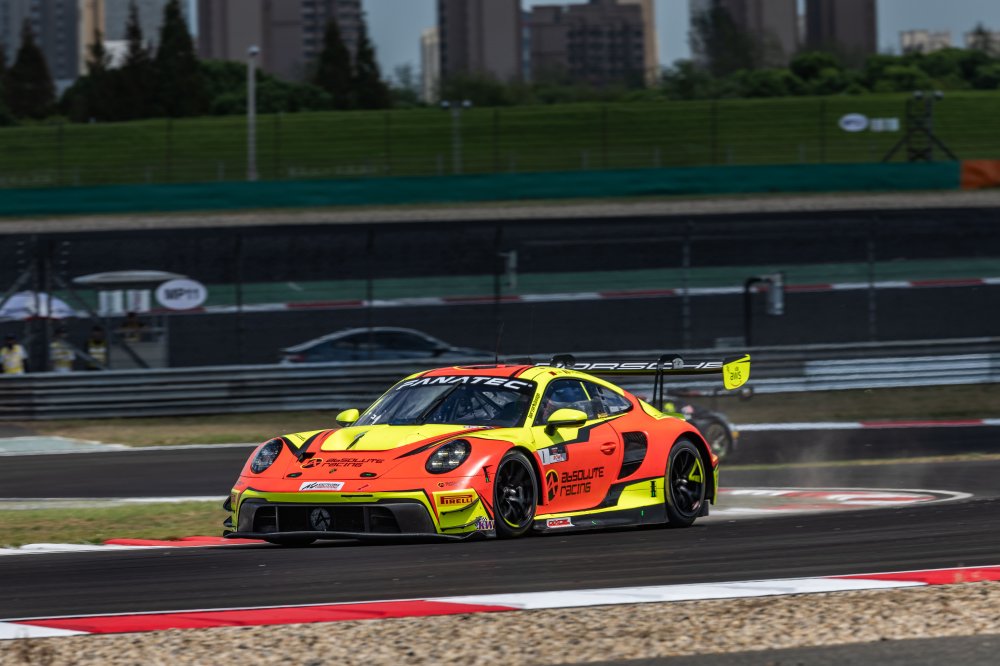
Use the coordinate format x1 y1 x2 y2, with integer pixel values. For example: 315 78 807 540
669 447 705 517
495 457 535 528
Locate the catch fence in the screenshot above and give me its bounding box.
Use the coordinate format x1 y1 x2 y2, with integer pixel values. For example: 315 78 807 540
1 93 998 189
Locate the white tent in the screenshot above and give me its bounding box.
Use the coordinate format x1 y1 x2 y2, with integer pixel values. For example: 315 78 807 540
0 291 77 321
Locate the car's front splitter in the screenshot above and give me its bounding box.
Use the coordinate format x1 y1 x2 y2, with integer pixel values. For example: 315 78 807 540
225 530 484 543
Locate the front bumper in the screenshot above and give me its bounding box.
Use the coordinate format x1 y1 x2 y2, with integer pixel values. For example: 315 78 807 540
227 487 495 540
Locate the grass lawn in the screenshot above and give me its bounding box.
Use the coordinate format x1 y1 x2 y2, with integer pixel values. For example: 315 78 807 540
2 93 998 188
0 501 224 547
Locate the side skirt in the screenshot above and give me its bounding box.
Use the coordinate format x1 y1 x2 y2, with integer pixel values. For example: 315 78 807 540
532 504 667 534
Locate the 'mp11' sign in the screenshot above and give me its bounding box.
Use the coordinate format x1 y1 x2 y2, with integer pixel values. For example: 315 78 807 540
155 278 208 311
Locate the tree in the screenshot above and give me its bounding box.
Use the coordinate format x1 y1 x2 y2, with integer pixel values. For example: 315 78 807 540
119 0 158 119
60 29 116 121
789 52 841 81
0 45 13 126
313 18 354 109
4 20 55 119
390 64 422 107
967 23 997 56
154 0 207 117
352 19 390 109
689 0 761 77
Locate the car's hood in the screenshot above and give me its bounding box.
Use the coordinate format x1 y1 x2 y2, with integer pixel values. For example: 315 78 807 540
319 424 494 452
278 424 505 481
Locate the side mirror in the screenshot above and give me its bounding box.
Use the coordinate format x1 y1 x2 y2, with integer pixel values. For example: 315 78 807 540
335 408 360 427
545 408 588 433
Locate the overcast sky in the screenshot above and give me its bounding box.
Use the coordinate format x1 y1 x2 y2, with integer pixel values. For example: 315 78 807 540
363 0 1000 81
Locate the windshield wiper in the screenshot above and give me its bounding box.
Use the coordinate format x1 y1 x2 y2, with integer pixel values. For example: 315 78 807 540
416 385 461 425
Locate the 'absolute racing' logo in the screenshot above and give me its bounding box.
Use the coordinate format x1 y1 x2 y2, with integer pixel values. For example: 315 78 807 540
547 467 604 499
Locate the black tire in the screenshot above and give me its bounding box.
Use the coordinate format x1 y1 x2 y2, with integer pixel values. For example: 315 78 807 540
665 439 707 528
264 536 316 547
699 417 733 461
493 450 538 539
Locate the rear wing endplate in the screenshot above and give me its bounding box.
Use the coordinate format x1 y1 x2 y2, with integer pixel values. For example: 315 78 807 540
540 354 751 406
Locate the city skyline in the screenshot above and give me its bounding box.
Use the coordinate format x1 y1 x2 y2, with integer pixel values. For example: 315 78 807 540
365 0 1000 83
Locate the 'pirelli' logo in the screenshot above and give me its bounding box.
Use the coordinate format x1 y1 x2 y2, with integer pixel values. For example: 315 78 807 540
438 493 475 506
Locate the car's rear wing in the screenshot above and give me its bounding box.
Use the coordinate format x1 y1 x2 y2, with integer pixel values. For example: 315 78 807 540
539 353 751 407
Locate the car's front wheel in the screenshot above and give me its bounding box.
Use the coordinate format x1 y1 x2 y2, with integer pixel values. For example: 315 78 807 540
493 450 537 538
665 438 707 528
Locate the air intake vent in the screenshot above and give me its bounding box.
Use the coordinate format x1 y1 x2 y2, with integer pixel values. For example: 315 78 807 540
618 432 648 479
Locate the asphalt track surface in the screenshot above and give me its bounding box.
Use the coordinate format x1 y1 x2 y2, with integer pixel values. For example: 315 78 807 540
3 426 1000 498
2 427 1000 620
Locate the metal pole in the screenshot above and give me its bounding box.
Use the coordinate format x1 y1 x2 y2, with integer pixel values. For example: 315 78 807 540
247 46 259 182
681 221 692 350
451 107 462 175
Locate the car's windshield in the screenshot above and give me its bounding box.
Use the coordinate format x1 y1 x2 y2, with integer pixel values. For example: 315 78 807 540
356 376 536 428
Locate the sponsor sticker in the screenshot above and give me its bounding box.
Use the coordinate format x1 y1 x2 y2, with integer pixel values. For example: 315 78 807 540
546 517 573 529
474 517 495 531
437 492 476 507
397 376 534 392
538 445 568 465
298 481 344 491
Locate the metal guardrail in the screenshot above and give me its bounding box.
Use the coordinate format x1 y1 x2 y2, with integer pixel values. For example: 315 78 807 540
1 338 998 420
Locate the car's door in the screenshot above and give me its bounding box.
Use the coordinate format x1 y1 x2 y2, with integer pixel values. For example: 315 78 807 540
530 379 624 516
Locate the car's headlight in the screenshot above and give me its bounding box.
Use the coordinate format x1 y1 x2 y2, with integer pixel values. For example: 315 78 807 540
426 439 471 474
251 439 283 474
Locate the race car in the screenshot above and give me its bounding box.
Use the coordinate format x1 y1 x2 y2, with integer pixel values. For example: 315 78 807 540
661 398 739 461
224 353 750 543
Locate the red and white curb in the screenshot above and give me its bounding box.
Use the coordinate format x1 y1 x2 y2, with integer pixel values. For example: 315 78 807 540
2 565 998 639
139 275 1000 316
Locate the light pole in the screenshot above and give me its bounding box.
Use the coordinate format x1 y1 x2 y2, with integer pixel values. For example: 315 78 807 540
247 45 260 182
441 99 472 174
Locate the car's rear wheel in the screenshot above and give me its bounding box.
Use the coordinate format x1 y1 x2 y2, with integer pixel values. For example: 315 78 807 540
700 417 733 461
493 450 537 539
665 439 707 528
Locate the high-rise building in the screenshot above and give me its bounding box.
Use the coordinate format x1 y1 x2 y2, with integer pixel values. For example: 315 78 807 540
197 0 362 82
0 0 37 66
79 0 104 72
900 30 951 54
35 0 79 83
805 0 877 62
420 26 440 103
528 0 647 88
616 0 658 84
438 0 522 83
690 0 798 66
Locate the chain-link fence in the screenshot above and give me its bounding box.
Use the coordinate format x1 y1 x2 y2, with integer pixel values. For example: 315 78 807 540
1 93 998 189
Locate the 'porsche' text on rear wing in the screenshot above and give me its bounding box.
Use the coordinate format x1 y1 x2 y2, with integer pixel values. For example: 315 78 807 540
539 354 751 391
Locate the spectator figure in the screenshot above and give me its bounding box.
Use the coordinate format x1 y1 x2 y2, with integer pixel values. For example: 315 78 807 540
1 334 28 375
50 328 75 373
121 311 146 343
85 326 108 370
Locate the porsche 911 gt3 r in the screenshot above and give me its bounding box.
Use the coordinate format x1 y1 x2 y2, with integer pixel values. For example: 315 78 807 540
224 353 750 543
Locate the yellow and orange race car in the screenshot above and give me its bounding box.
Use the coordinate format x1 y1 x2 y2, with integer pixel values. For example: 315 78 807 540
224 354 750 544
